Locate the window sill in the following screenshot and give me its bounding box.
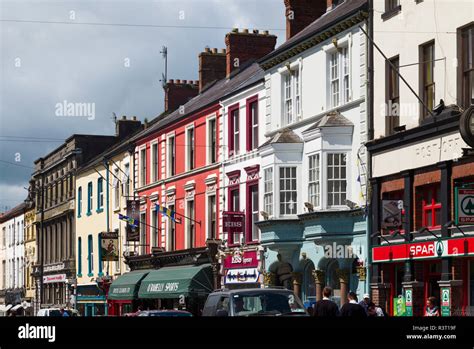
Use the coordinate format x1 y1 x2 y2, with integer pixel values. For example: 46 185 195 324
77 214 81 218
245 241 260 246
86 212 92 217
77 273 82 278
87 273 94 277
98 272 104 277
381 5 402 21
96 208 104 214
227 243 242 248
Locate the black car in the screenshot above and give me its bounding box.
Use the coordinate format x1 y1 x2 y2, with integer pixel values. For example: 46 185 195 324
202 288 308 317
136 310 193 317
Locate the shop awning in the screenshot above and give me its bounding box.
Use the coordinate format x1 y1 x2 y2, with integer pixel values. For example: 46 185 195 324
138 264 213 299
108 269 152 300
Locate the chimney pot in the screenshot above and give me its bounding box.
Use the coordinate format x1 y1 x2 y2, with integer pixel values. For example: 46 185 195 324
220 48 226 54
122 115 127 120
212 48 218 54
285 0 326 40
253 29 259 34
169 79 174 84
243 28 249 33
232 28 238 33
176 79 181 84
132 116 137 121
204 47 211 53
263 30 269 35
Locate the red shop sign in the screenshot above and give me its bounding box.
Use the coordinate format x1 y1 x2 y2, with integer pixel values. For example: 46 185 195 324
223 211 245 234
372 237 474 263
224 250 258 269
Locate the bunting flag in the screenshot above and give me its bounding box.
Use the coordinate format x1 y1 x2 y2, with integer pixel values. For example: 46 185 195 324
155 204 176 222
118 213 138 228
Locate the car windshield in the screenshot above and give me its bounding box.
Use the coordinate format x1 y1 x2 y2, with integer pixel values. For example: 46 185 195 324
49 310 62 317
232 293 306 316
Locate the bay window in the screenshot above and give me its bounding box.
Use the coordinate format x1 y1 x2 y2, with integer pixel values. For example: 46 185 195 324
308 154 320 207
263 168 273 216
279 167 297 215
327 153 347 207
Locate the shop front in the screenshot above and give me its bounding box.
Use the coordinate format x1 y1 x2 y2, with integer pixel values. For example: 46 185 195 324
372 236 474 316
76 283 107 316
107 269 152 316
137 264 214 315
256 210 368 307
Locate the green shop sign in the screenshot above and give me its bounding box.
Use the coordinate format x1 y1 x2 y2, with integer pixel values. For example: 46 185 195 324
441 288 450 317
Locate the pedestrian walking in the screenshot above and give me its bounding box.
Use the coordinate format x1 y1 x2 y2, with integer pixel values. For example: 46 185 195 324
313 287 340 317
340 291 367 317
424 296 440 317
60 308 69 317
359 293 371 314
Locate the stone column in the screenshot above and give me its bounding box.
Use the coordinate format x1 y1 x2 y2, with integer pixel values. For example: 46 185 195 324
291 272 302 299
337 269 350 305
312 269 325 302
402 281 424 316
437 280 463 316
370 282 391 314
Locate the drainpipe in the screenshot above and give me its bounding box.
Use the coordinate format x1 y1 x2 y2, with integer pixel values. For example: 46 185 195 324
366 0 374 295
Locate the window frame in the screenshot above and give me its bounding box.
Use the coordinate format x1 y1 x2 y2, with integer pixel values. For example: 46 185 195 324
186 199 195 249
207 116 217 165
458 23 474 108
228 103 240 156
278 166 298 216
151 141 159 182
87 182 93 216
419 40 436 119
139 147 147 186
263 167 274 217
326 153 348 208
385 55 400 136
308 153 321 208
421 184 442 230
186 124 195 171
246 95 259 151
166 134 176 177
97 177 104 212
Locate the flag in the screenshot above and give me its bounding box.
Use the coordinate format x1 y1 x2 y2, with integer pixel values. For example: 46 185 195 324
155 204 176 222
118 213 138 228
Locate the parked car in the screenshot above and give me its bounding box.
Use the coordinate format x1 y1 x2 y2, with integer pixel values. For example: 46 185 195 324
37 308 80 317
202 288 308 317
136 310 193 317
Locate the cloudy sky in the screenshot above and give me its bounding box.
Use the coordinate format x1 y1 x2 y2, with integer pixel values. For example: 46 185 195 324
0 0 286 212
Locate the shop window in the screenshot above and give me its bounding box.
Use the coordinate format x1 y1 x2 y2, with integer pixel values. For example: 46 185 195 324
303 262 316 302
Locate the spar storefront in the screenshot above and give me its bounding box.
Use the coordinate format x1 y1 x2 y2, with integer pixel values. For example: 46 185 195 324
372 237 474 316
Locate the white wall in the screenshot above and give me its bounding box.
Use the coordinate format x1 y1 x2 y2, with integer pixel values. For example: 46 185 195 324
372 0 474 138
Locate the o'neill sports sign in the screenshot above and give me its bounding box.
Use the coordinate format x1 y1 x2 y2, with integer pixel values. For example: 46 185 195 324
372 237 474 262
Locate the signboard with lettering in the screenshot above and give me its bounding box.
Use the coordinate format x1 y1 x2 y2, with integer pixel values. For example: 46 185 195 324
441 288 450 316
43 274 67 284
100 231 119 262
456 189 474 225
222 212 245 235
225 268 260 284
125 200 140 241
223 250 258 269
405 289 413 316
372 236 474 263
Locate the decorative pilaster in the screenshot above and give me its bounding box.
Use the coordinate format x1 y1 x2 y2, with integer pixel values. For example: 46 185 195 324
336 269 350 305
312 269 325 301
263 272 276 287
291 272 302 299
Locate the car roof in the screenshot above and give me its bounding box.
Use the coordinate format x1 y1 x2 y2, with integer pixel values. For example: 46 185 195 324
210 288 294 295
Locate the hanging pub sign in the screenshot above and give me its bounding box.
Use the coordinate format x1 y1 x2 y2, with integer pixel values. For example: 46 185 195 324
381 200 403 229
459 105 474 148
223 211 245 234
455 188 474 225
100 231 119 262
125 199 140 241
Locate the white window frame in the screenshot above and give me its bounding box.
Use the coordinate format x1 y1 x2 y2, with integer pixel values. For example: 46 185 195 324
206 115 217 165
166 202 176 251
250 184 259 241
185 198 195 249
166 133 176 178
123 162 130 202
185 124 195 172
151 141 159 183
231 107 240 156
139 146 147 186
206 193 217 240
328 44 351 108
326 152 348 208
151 206 158 248
278 166 298 216
263 167 273 217
308 153 321 208
113 168 120 210
281 62 302 126
140 211 147 255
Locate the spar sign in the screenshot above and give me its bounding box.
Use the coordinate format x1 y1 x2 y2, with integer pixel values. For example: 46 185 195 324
456 188 474 224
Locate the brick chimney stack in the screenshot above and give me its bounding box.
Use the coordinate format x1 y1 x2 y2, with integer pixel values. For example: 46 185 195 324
284 0 327 40
115 115 143 139
198 47 226 92
164 79 199 112
225 28 277 76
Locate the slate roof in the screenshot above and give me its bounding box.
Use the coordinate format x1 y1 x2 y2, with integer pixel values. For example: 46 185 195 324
132 61 264 141
260 128 303 148
305 111 353 132
260 0 368 66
